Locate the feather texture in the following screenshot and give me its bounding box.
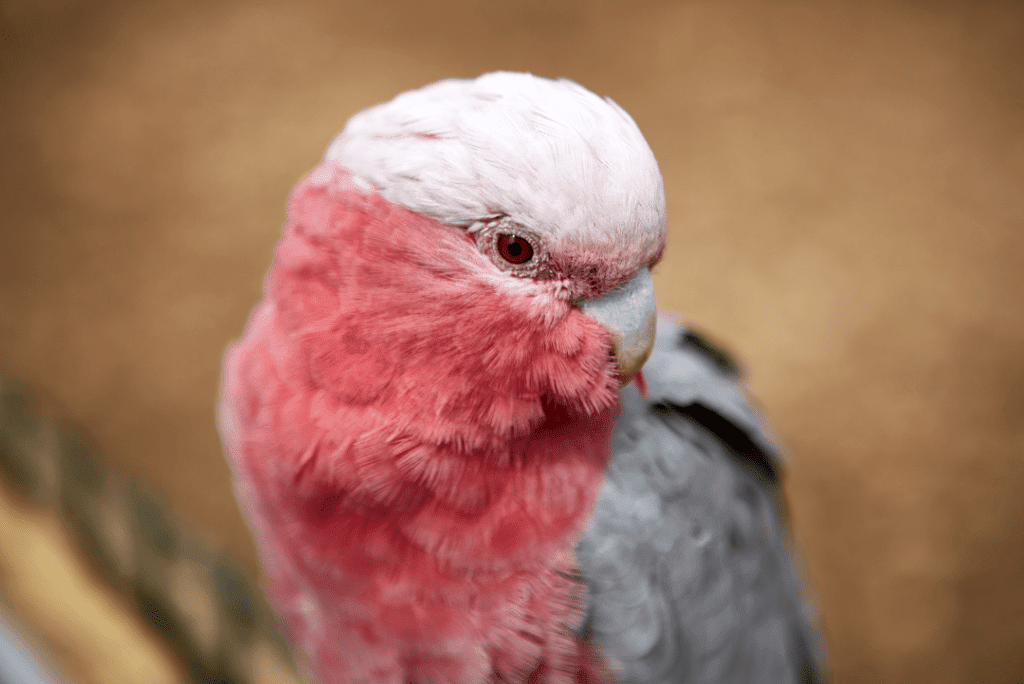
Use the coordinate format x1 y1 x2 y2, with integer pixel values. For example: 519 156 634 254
577 318 826 684
220 164 625 684
326 71 666 301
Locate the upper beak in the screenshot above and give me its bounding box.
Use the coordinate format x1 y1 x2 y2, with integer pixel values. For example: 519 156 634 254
576 267 657 389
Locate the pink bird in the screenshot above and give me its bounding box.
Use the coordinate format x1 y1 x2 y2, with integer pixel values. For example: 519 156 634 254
219 72 825 684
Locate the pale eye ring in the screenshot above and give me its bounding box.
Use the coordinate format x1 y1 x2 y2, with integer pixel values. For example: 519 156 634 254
471 217 551 278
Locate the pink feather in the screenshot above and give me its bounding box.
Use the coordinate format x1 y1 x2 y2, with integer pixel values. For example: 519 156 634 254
220 163 624 684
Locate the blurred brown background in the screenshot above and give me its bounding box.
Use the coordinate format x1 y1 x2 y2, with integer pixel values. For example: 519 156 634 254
1 0 1022 682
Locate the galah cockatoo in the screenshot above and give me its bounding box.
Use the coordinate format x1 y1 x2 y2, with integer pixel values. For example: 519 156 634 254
218 72 825 684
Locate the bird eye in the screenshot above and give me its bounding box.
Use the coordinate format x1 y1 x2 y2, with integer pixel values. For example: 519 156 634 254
474 218 549 277
496 234 534 264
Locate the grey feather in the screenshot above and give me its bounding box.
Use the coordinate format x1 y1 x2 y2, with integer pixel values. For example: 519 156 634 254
576 318 828 684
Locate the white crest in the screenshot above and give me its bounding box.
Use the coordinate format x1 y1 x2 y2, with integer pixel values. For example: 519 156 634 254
325 72 666 262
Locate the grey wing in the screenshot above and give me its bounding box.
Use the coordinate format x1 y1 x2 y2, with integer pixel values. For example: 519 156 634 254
575 318 827 684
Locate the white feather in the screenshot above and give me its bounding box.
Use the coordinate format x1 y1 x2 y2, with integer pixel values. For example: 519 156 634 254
325 72 666 259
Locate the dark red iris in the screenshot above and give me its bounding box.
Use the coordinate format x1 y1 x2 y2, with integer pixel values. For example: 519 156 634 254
496 233 534 264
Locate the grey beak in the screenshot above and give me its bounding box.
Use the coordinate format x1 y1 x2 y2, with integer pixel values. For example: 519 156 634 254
576 268 657 386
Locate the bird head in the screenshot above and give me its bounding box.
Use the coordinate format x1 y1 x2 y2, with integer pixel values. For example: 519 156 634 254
264 72 665 459
328 72 664 384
